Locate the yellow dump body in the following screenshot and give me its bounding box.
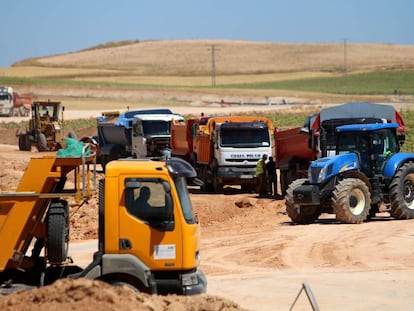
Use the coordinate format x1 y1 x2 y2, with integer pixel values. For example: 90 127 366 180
0 155 93 272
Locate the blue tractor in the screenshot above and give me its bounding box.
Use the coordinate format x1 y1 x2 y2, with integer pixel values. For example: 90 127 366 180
286 123 414 224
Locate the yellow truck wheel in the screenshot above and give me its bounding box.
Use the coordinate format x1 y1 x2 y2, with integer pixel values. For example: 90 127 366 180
46 201 69 263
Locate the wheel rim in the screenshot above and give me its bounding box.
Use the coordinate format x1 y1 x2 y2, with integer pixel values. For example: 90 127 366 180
403 174 414 210
349 188 366 215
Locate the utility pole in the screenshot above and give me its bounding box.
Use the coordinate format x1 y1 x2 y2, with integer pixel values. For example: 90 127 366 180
343 38 347 73
208 44 219 87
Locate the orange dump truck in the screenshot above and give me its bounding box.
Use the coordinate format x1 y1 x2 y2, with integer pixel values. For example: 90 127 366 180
13 92 32 116
171 115 274 192
0 147 206 295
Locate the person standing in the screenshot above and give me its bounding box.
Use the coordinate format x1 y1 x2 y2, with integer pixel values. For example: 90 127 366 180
266 156 278 198
255 154 268 196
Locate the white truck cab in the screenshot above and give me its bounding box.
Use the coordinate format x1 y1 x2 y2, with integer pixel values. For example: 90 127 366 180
0 87 14 116
132 113 184 158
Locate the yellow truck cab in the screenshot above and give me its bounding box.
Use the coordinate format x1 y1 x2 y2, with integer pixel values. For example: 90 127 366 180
81 158 206 294
0 148 206 295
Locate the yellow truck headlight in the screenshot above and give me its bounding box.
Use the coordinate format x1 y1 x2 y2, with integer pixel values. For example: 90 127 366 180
182 273 199 286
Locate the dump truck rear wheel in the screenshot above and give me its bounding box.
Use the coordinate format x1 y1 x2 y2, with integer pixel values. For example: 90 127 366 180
47 201 69 263
286 178 320 224
332 178 371 224
389 162 414 219
212 168 223 193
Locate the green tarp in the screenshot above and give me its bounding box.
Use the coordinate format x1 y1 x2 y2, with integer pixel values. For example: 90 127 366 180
57 138 89 158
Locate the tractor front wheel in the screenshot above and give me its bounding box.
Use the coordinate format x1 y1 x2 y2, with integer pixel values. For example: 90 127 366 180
332 178 371 224
285 178 321 224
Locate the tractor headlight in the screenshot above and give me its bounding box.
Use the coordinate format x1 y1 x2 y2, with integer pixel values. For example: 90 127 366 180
317 166 327 183
309 165 327 184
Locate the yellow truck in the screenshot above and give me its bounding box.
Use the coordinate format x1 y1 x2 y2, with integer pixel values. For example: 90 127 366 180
0 145 206 295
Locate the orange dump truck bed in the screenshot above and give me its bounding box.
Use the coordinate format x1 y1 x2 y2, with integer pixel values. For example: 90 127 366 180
170 119 196 159
275 127 317 168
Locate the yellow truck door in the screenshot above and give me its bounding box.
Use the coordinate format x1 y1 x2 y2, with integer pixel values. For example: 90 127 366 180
117 178 184 270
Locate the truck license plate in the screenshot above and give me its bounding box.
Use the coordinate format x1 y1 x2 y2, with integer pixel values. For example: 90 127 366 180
240 174 253 179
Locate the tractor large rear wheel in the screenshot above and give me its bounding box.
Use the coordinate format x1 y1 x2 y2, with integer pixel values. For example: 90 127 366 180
389 162 414 219
286 178 321 224
332 178 371 224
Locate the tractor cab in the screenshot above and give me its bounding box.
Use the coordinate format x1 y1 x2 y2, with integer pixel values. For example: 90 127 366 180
336 123 400 176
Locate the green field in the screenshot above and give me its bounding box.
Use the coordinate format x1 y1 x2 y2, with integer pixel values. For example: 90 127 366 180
223 71 414 96
2 70 414 97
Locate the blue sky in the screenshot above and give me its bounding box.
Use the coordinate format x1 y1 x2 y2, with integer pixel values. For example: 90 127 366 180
2 0 413 67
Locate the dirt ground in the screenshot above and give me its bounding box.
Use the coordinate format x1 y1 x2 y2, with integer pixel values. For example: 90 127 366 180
1 105 414 310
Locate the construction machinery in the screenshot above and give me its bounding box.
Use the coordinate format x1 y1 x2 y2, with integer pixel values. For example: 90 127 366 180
0 86 15 117
0 86 32 117
16 100 76 151
0 146 206 295
275 102 406 194
171 115 273 192
89 108 183 170
286 122 414 224
131 112 183 159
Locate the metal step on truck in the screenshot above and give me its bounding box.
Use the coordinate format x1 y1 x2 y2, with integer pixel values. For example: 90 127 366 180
0 142 206 295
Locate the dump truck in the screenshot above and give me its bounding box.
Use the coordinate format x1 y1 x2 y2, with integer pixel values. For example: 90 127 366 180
286 122 414 224
275 102 406 194
90 108 183 170
12 92 32 117
0 147 206 295
0 87 32 117
170 116 210 163
16 100 76 152
0 86 14 116
131 112 184 158
171 115 274 192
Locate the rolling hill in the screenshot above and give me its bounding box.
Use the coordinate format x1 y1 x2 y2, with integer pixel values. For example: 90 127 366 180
1 40 414 107
13 40 414 76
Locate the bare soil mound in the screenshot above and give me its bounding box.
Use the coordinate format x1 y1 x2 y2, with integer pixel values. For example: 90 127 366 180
0 278 247 311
